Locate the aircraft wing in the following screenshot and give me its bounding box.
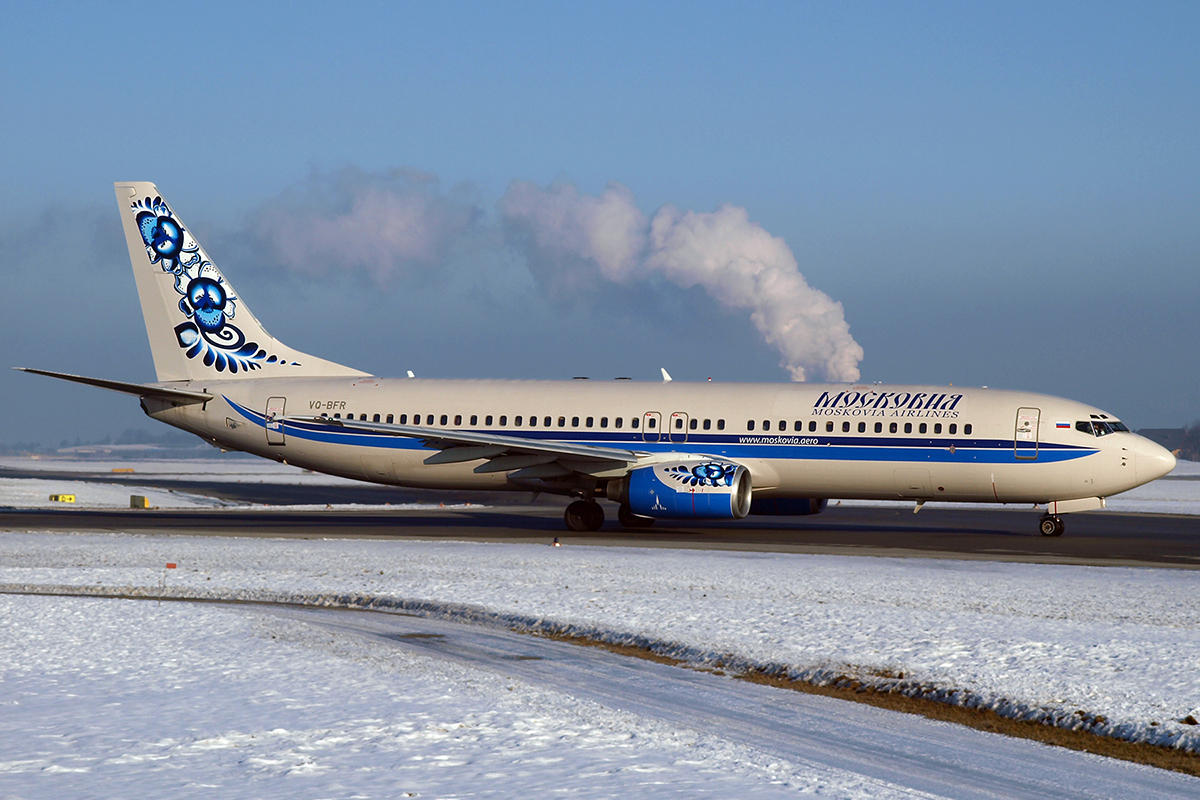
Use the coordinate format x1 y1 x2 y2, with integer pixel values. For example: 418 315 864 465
284 415 642 477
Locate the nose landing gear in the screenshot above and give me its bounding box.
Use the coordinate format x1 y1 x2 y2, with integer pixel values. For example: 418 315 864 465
1039 514 1065 537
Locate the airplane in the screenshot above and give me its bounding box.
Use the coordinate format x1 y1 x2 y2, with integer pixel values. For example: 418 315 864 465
18 182 1177 536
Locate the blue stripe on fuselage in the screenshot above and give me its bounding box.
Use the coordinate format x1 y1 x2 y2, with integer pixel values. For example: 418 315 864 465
227 398 1099 465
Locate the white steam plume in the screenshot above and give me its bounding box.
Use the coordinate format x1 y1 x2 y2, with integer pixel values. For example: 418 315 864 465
251 168 478 286
498 181 648 291
501 180 863 382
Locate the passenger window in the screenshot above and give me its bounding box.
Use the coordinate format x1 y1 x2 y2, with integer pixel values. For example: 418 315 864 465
586 417 594 427
515 416 523 426
470 415 477 426
529 416 537 427
617 417 625 429
386 414 394 424
779 420 786 431
373 414 380 422
333 413 341 418
763 420 770 431
675 418 684 429
558 417 566 428
964 423 973 435
399 414 407 424
874 422 882 433
571 417 579 427
842 421 850 433
794 421 802 431
454 415 462 426
918 423 926 434
949 424 957 435
858 422 866 433
808 421 817 432
600 417 608 428
889 422 897 433
544 416 552 427
904 422 912 434
703 419 711 430
499 415 507 426
826 421 834 432
426 415 435 425
689 418 697 430
934 423 941 434
485 415 493 426
717 419 725 430
440 415 448 425
748 420 756 431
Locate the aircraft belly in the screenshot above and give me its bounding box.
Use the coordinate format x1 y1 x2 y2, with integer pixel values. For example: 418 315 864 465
767 456 1064 503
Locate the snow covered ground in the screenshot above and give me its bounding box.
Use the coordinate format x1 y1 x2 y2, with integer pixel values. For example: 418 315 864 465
4 536 1200 798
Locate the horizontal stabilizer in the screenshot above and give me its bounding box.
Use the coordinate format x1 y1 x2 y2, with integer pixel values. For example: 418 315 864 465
16 367 213 404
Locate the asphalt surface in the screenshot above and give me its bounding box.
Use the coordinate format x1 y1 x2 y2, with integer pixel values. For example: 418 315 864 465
3 473 1199 567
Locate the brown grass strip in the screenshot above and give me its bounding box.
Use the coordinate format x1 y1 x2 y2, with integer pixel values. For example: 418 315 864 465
539 631 1200 778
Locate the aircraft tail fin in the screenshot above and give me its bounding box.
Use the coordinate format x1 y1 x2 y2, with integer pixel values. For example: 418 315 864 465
114 182 368 382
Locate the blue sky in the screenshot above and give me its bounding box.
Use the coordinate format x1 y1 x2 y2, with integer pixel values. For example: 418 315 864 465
2 1 1198 447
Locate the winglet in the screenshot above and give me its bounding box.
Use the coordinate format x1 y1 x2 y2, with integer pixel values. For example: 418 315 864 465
661 368 673 382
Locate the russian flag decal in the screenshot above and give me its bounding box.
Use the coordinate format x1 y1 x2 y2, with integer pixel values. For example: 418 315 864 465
1056 421 1071 428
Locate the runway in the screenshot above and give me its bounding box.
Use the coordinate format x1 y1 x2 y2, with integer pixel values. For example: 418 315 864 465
4 501 1199 568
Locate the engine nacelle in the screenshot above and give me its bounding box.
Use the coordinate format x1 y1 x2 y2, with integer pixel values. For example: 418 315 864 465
608 460 752 520
749 497 828 516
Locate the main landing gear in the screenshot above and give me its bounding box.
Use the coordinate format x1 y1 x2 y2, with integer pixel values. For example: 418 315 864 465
1039 514 1065 537
617 504 655 529
564 500 605 532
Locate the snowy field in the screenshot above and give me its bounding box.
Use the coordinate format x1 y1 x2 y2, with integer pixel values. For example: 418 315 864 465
4 537 1200 798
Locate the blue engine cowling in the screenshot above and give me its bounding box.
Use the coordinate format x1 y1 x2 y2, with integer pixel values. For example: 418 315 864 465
609 460 752 520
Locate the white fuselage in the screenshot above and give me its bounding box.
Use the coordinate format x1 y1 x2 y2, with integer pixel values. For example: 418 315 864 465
143 377 1174 506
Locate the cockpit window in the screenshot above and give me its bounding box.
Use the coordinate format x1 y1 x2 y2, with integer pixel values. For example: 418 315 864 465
1077 420 1129 437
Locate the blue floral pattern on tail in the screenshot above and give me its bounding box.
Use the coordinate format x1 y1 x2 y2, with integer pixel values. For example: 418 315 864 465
132 195 296 373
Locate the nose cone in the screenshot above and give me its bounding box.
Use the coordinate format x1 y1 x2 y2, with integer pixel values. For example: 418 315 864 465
1135 437 1177 484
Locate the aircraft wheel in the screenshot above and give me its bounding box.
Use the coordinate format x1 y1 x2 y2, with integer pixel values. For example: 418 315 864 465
565 500 604 532
618 504 655 529
1039 514 1065 537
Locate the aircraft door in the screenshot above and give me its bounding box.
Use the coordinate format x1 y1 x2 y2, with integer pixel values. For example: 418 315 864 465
642 412 661 443
669 412 689 443
1014 407 1040 459
266 397 286 446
